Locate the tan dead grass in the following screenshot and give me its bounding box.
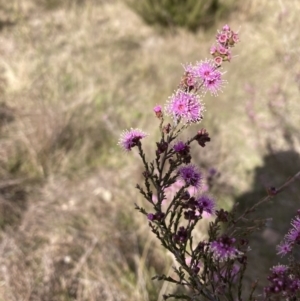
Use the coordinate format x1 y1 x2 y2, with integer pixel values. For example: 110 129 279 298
0 171 173 301
0 0 299 300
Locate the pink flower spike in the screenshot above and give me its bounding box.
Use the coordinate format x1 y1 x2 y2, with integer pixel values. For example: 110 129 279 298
118 128 147 151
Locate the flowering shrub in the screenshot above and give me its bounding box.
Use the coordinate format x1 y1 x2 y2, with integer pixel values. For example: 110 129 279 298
118 25 300 300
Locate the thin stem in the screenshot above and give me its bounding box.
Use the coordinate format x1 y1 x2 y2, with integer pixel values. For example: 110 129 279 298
228 170 300 233
158 125 177 178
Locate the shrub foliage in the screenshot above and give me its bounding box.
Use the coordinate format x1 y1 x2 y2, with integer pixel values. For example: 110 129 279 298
126 0 226 32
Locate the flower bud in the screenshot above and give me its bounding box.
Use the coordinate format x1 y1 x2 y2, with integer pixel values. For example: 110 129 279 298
153 105 163 118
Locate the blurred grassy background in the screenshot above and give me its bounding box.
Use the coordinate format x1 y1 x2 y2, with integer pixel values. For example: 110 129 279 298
0 0 299 300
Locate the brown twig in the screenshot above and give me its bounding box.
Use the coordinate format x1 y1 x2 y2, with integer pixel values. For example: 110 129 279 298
229 170 300 232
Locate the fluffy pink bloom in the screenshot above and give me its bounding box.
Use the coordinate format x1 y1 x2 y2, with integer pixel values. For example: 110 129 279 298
193 61 225 95
271 264 288 274
204 70 225 95
194 61 215 81
118 128 147 151
177 164 202 189
209 236 242 261
173 141 190 156
286 226 300 244
196 195 215 215
276 241 292 257
277 215 300 257
165 90 204 123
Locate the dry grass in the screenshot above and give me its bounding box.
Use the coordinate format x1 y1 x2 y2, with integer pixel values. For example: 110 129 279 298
0 0 299 300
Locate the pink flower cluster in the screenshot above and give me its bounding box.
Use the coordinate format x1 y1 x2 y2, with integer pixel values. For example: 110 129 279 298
163 25 239 123
118 25 239 151
264 264 300 298
211 24 239 65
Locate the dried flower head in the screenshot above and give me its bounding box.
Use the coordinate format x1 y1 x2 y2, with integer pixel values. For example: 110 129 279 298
118 128 147 151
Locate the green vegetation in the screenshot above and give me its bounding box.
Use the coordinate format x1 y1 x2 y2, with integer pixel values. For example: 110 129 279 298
126 0 232 31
